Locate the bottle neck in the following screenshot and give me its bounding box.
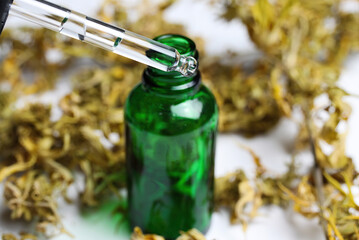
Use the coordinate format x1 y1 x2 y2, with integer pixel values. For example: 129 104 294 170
142 34 200 94
143 67 201 93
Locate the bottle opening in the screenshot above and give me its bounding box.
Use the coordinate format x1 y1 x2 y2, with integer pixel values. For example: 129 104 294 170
148 34 199 77
144 34 200 91
154 34 197 57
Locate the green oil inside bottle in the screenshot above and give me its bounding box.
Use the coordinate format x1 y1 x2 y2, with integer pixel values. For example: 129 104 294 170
124 34 218 239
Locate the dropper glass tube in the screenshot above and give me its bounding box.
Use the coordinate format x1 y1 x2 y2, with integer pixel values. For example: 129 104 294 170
6 0 198 76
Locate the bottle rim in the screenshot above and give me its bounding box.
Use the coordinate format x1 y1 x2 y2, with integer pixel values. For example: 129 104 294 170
144 34 201 91
153 34 198 59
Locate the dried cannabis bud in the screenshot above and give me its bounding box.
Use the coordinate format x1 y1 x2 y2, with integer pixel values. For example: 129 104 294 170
177 229 207 240
130 227 206 240
2 233 37 240
131 227 165 240
212 0 359 238
0 0 358 239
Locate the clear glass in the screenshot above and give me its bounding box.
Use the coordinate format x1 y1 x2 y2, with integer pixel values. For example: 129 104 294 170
8 0 197 76
124 35 218 239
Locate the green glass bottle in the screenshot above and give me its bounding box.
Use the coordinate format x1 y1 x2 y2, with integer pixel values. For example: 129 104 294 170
125 34 218 239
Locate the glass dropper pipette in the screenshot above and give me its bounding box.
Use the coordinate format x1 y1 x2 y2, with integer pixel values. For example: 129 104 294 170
0 0 198 76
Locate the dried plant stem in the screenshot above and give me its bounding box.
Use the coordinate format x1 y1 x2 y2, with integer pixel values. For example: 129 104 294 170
304 107 328 240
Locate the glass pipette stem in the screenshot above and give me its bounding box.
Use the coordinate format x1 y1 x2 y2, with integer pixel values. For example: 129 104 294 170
8 0 198 76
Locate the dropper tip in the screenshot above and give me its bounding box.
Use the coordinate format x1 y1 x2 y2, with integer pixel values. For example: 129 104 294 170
179 56 198 77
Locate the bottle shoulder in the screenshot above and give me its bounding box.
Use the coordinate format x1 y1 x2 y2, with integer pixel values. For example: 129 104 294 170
125 82 218 135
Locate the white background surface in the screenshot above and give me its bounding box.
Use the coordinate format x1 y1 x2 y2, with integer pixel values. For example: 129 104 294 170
1 0 359 239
